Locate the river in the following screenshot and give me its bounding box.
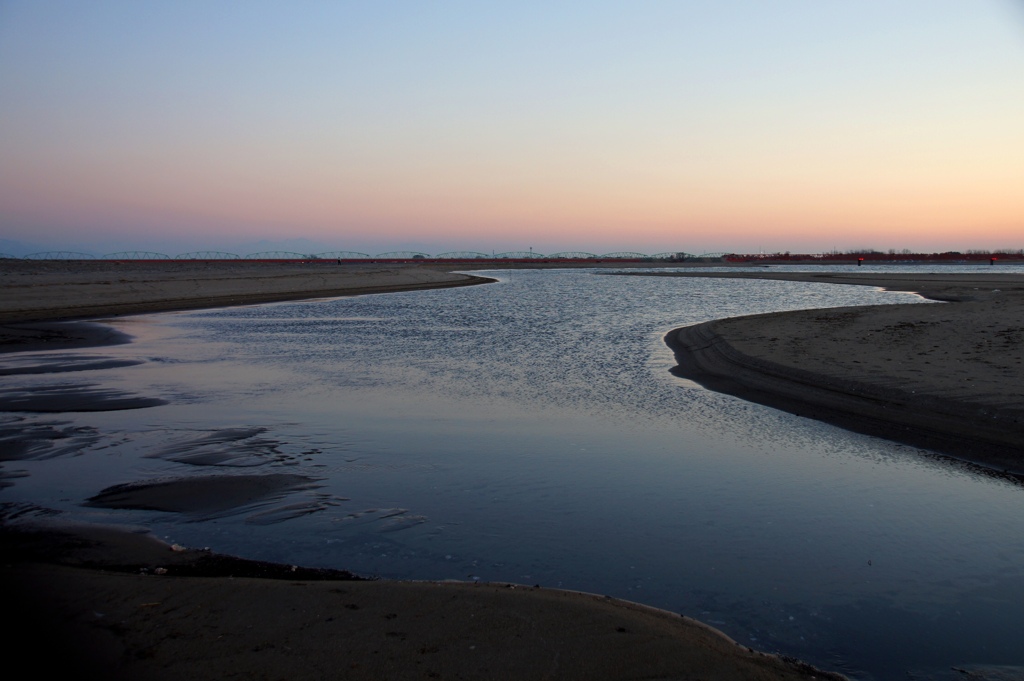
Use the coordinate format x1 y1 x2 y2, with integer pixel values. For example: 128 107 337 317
3 266 1023 680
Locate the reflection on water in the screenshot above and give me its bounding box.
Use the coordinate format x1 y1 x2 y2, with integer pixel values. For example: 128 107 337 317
2 267 1024 680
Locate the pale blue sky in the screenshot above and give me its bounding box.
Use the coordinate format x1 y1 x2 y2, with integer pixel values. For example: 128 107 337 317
2 1 1022 255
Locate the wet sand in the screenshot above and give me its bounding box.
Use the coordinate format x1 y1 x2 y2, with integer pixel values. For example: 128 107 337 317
1 521 843 681
630 270 1024 474
84 473 321 514
0 261 840 680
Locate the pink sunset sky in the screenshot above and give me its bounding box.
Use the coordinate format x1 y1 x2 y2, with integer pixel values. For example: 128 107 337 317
1 1 1022 256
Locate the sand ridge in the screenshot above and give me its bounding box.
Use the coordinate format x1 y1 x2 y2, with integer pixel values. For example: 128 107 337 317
0 259 493 324
638 270 1024 473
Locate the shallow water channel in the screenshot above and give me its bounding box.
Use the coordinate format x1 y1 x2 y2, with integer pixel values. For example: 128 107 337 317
3 267 1024 680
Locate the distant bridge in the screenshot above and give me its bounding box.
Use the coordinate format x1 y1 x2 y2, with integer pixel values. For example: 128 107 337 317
8 250 1024 264
3 250 739 262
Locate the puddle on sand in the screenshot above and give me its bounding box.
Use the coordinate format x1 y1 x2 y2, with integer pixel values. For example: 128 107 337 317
0 384 166 412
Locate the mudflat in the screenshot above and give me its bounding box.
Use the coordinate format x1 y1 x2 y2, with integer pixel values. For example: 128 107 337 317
629 270 1024 473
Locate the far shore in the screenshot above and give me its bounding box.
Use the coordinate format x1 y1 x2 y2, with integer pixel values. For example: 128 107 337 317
0 260 498 352
612 270 1024 474
0 259 495 324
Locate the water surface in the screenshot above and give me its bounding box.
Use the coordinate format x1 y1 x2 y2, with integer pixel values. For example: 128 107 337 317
2 267 1023 680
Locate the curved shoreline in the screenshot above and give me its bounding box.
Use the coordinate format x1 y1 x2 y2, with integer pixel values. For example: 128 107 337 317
2 273 491 324
654 271 1024 474
0 260 494 324
1 519 843 680
0 263 841 680
1 261 495 352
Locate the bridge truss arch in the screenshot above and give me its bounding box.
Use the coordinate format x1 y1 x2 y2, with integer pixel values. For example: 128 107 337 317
375 251 430 259
24 251 95 260
494 251 546 259
102 251 170 260
599 252 649 259
0 253 21 260
650 252 694 260
548 251 597 259
245 251 309 260
313 251 370 259
175 251 240 260
434 251 492 259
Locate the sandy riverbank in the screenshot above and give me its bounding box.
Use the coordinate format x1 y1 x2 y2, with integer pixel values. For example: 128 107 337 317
0 260 493 353
0 261 840 680
621 270 1024 474
1 520 839 681
0 259 491 322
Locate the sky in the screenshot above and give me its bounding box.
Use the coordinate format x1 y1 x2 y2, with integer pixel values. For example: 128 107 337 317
1 1 1022 257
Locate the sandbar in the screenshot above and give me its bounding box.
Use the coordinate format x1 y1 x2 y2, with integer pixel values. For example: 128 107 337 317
0 259 494 323
627 270 1024 474
84 473 321 514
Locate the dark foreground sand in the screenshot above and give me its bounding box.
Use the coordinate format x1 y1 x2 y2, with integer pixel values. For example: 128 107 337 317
0 262 841 680
2 521 840 681
617 270 1024 474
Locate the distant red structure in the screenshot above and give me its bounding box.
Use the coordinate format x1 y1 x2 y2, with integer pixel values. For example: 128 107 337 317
725 251 1024 263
